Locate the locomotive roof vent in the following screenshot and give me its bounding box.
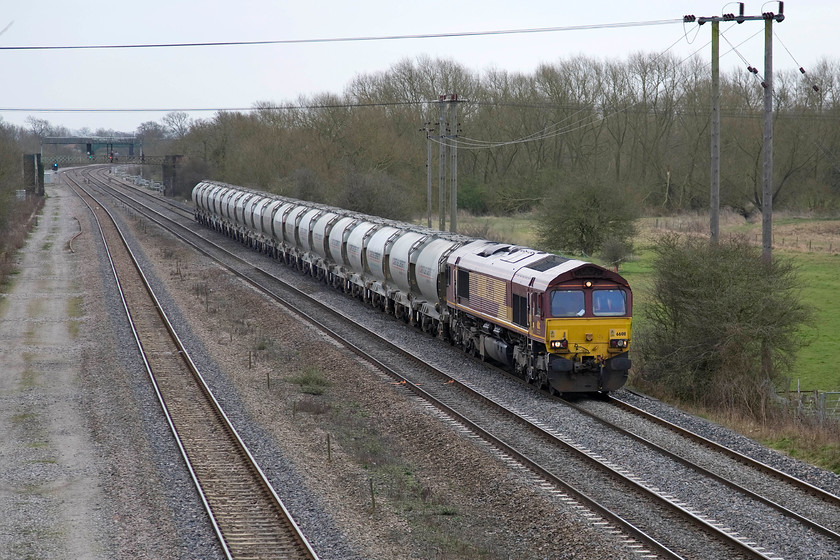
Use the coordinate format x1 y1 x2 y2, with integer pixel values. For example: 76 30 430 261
479 243 512 257
526 254 570 272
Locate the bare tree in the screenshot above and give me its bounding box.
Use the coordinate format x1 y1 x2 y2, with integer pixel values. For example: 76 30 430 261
162 111 192 139
25 116 52 139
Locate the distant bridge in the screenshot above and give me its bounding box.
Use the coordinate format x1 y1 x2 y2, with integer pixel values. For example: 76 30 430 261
25 152 185 197
42 136 142 158
44 154 172 166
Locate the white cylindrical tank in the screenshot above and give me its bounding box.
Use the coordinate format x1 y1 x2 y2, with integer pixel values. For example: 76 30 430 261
262 199 285 239
234 192 256 227
311 212 340 260
388 231 429 295
250 197 272 232
346 221 379 275
208 185 227 216
271 202 295 244
414 238 461 303
243 195 263 230
298 208 324 253
328 216 358 267
283 205 310 249
366 226 401 283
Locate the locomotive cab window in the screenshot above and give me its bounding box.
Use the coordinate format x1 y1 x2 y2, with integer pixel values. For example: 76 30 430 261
593 289 627 316
550 290 585 317
457 269 470 299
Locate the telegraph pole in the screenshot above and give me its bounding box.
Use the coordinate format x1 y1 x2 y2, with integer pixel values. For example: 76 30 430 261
423 122 433 228
687 2 784 258
438 96 447 231
432 93 460 233
761 10 777 265
710 17 721 244
449 94 459 233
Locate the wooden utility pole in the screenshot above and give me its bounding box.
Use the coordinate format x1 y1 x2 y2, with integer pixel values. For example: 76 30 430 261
761 12 777 264
710 19 721 244
449 94 459 233
438 96 447 231
432 93 460 233
687 3 784 254
424 122 433 228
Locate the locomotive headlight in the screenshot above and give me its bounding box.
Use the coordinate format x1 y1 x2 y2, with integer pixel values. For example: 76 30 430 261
609 339 628 348
550 339 568 350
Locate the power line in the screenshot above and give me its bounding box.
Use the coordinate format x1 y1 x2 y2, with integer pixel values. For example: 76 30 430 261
0 101 423 113
0 19 682 51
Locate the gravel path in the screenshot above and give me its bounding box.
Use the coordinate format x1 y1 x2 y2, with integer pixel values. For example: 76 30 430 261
0 181 222 560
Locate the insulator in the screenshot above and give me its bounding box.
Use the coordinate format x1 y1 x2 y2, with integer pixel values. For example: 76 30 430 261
799 67 806 74
813 85 820 92
683 15 696 22
761 81 768 88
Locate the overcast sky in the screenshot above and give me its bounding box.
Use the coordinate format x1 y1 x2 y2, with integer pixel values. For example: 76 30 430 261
0 1 835 134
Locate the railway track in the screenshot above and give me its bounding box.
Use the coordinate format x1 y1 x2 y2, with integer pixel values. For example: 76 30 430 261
569 393 840 534
65 171 319 560
607 393 840 505
78 168 840 560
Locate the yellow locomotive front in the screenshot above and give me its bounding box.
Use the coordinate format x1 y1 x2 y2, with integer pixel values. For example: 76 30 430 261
538 273 632 393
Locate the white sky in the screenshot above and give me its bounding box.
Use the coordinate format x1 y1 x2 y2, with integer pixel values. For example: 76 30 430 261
0 1 835 133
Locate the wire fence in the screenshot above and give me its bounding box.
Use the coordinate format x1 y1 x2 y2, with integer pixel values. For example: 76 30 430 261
649 216 840 255
778 390 840 422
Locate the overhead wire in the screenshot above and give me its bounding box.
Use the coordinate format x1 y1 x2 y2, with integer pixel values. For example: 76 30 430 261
0 19 682 51
438 28 709 151
774 30 821 92
439 20 784 152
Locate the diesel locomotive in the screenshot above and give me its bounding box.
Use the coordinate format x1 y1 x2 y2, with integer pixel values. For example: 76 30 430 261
192 180 632 394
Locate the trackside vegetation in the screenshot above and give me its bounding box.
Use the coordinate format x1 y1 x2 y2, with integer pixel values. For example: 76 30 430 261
631 235 810 422
0 122 44 288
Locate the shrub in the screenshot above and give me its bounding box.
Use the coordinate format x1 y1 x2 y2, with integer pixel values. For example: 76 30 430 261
290 366 332 395
599 236 634 269
535 180 637 257
634 235 810 421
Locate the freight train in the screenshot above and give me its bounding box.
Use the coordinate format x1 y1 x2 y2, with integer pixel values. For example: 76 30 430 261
192 181 632 394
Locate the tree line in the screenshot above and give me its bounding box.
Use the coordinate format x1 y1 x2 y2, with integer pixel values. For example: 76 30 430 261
140 52 840 223
5 52 838 225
